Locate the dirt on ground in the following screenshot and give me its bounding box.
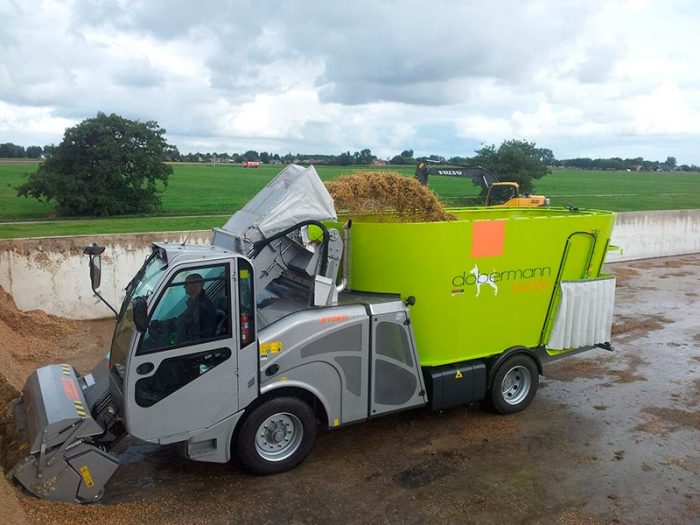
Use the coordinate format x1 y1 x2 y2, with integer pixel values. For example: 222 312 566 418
0 287 116 523
0 254 699 524
325 171 456 222
0 287 112 387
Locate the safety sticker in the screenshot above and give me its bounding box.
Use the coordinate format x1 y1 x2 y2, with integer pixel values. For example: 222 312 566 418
74 400 87 417
80 465 94 487
240 269 250 279
454 370 463 379
60 376 80 401
320 314 348 324
259 341 283 357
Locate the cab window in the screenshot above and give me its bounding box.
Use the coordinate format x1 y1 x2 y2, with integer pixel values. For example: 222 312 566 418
237 259 255 347
139 264 231 354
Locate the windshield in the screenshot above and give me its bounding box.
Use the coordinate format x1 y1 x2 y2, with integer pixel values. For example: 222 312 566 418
109 250 168 381
488 184 517 205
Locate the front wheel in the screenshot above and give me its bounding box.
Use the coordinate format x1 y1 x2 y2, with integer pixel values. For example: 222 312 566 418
236 396 317 475
489 354 539 414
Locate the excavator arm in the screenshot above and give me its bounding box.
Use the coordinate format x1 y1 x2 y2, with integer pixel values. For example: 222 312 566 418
414 160 549 208
414 160 498 189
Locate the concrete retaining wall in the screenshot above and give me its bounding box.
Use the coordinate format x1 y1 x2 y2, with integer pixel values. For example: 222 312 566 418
0 231 211 320
606 209 700 262
0 209 698 320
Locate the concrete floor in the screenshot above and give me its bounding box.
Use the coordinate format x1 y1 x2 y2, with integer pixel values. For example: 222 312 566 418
12 255 700 524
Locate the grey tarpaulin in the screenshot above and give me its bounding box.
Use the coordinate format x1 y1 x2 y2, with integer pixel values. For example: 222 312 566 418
220 164 337 240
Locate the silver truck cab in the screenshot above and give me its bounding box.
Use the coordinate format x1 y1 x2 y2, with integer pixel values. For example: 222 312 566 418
110 242 426 471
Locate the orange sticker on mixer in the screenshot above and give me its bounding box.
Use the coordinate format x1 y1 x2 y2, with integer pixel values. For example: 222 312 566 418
472 220 505 258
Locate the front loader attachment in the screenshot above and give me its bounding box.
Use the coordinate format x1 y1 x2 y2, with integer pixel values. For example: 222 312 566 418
9 363 119 503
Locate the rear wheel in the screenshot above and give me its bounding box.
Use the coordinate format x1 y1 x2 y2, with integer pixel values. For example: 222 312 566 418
490 354 539 414
236 396 317 475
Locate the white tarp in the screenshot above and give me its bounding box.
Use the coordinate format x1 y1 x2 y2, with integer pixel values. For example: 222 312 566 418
221 164 337 238
548 276 616 350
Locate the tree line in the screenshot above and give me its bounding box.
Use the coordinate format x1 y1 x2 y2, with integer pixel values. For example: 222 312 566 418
0 143 56 158
15 111 700 220
4 139 697 172
552 156 699 172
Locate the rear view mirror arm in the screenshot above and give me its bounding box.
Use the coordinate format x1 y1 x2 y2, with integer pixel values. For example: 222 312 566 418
84 244 119 317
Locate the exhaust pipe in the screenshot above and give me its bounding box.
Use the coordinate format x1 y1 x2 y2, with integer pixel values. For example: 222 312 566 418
336 220 352 293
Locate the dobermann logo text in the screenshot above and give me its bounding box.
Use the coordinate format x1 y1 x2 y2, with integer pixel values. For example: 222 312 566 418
452 264 552 297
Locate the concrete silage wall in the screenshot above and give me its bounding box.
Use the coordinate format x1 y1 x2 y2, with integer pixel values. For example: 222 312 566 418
606 209 700 262
0 231 211 320
0 209 699 320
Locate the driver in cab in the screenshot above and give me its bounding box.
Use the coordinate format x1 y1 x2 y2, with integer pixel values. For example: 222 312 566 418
150 273 217 347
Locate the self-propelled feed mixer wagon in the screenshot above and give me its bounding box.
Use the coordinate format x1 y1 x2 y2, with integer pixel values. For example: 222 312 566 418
8 165 617 502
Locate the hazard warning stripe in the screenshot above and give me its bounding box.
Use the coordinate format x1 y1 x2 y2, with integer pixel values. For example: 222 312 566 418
74 400 87 417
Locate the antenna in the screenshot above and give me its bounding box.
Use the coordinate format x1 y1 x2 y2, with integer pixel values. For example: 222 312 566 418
181 219 201 245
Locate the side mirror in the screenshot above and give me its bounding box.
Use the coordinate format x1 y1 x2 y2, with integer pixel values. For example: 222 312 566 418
83 243 106 291
405 296 416 307
132 296 149 333
83 243 119 317
89 255 102 290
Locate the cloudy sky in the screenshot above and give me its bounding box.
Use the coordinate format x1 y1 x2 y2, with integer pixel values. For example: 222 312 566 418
1 0 699 163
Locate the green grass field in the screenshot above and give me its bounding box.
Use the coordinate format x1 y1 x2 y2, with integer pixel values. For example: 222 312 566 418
1 161 699 239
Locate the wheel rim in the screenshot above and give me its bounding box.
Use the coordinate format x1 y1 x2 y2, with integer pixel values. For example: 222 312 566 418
255 412 304 462
501 365 531 406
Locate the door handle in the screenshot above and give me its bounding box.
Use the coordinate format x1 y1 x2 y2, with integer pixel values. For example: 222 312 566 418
136 362 155 375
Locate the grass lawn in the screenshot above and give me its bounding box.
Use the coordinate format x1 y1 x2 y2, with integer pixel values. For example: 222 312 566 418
1 161 699 239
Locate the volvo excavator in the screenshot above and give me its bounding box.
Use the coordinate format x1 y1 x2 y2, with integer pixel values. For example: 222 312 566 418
415 159 549 207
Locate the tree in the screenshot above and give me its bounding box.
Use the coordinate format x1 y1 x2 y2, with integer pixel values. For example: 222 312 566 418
357 148 375 165
162 144 180 162
337 151 352 166
243 150 259 161
26 145 43 158
17 112 173 216
43 144 57 157
471 140 550 195
0 142 25 157
535 147 555 166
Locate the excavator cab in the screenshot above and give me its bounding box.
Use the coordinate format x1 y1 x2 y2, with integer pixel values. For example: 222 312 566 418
485 182 519 206
486 183 550 207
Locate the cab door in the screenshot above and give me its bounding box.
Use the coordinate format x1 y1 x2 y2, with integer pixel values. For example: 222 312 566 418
126 261 240 442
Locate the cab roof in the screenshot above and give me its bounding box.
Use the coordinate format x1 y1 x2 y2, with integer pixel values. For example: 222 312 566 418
152 242 245 266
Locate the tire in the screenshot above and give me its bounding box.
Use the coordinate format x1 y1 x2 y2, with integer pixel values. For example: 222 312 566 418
236 396 317 475
489 354 539 414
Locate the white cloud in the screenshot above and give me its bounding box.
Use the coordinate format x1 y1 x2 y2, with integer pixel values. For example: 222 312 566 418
1 0 700 163
0 101 76 143
628 82 700 135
